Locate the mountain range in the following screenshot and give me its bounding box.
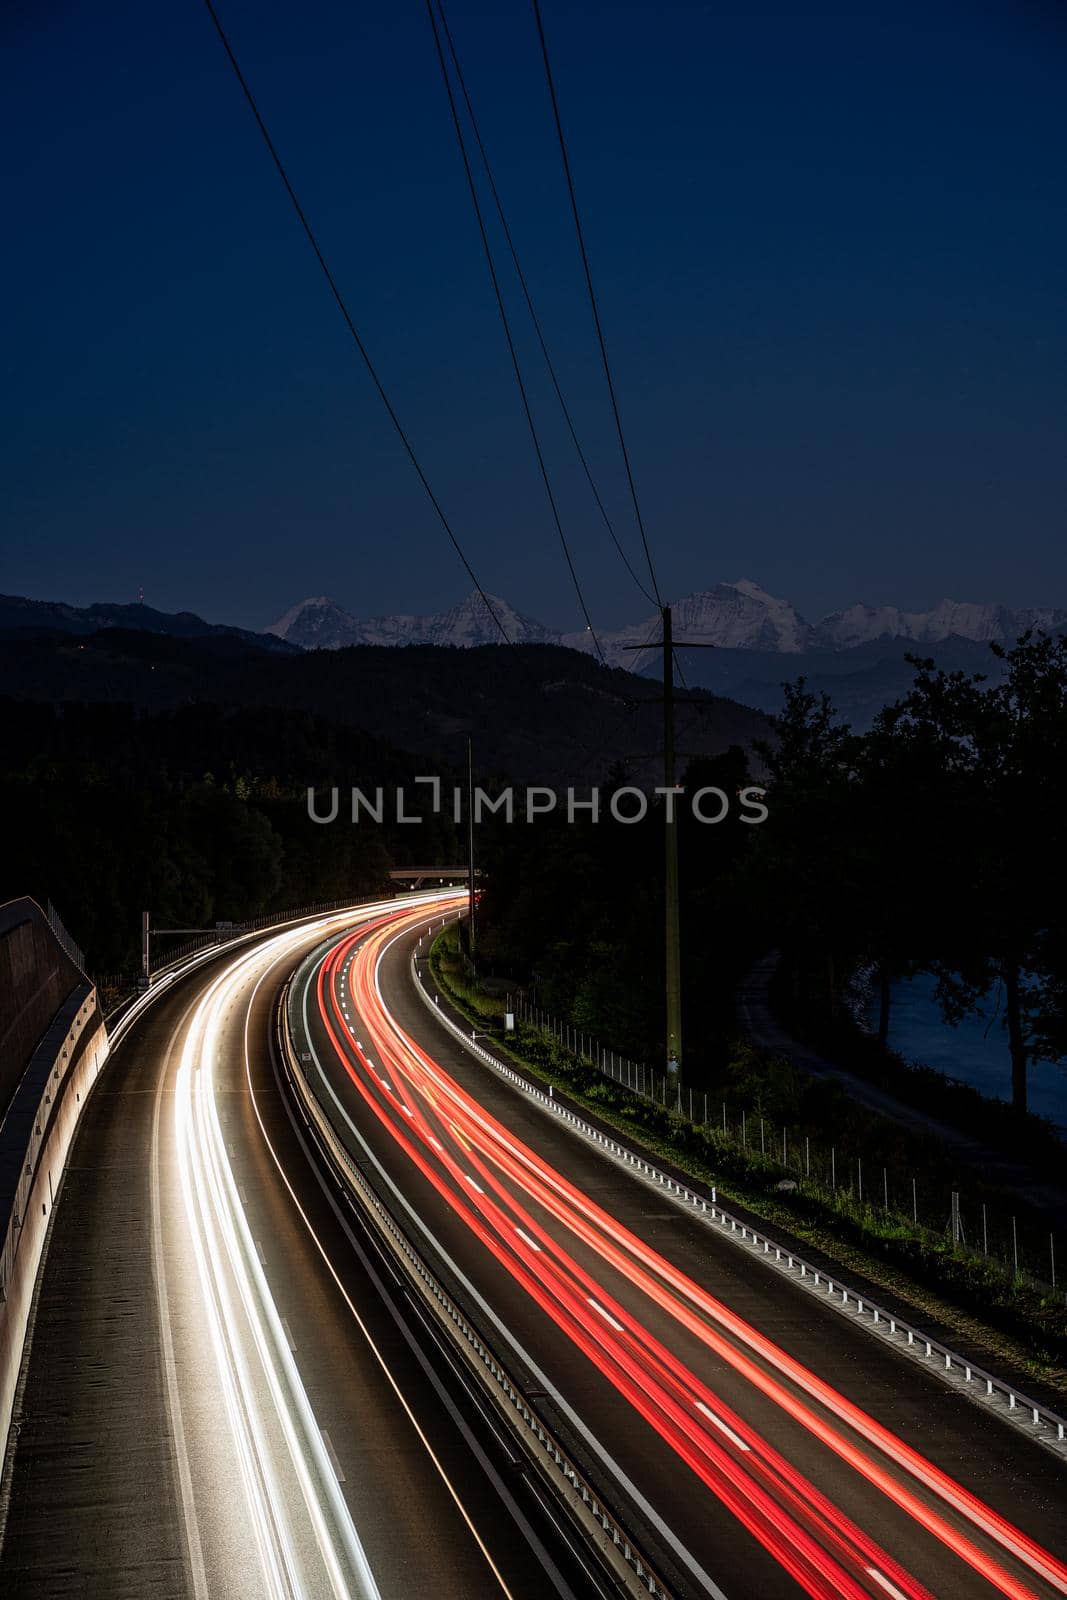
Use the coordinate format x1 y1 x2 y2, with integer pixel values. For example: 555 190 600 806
4 581 1061 736
265 580 1067 731
267 580 1067 663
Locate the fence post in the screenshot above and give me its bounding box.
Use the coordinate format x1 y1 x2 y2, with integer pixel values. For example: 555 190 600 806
882 1167 888 1210
760 1118 765 1157
858 1158 863 1205
805 1136 810 1178
742 1109 747 1148
831 1146 836 1191
1012 1216 1019 1276
722 1102 727 1135
982 1203 988 1256
1052 1235 1057 1290
782 1128 787 1166
912 1176 917 1224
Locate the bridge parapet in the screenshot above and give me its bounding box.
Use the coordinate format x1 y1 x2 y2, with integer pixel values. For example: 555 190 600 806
0 900 109 1481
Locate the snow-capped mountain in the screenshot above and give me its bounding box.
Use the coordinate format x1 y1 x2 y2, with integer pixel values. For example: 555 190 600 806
267 591 554 651
266 596 365 649
415 592 557 647
269 580 1067 660
571 580 814 666
815 599 1067 651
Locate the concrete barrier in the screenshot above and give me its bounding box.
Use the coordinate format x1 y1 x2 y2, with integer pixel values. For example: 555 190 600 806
0 974 108 1472
0 891 451 1491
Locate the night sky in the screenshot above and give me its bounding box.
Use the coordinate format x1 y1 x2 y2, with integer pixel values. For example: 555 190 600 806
4 1 1065 632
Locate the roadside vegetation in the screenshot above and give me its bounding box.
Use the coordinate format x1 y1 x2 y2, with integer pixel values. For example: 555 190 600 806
477 632 1067 1129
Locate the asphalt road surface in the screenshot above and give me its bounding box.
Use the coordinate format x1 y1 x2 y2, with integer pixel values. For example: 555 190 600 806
292 898 1067 1600
0 899 612 1600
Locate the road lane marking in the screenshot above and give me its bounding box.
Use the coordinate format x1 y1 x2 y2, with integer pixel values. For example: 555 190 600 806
587 1298 623 1333
696 1403 751 1452
867 1570 908 1600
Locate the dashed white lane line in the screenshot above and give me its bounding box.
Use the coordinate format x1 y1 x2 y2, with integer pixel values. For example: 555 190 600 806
255 1238 267 1267
514 1227 542 1252
867 1571 907 1600
587 1298 623 1332
281 1318 298 1353
696 1402 751 1452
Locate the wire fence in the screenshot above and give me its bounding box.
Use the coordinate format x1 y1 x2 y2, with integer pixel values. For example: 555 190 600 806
506 991 1066 1304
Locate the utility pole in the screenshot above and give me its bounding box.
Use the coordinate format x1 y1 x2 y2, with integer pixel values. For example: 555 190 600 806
466 735 476 960
624 605 714 1105
661 605 682 1090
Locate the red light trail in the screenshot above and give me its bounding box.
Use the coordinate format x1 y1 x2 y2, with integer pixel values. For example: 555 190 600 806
306 902 1067 1600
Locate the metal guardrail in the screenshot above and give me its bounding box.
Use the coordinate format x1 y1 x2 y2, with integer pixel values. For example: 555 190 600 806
413 950 1067 1460
102 896 403 1026
284 950 673 1600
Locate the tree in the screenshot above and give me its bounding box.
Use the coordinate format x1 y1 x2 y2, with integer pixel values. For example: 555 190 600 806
887 634 1067 1113
751 680 863 1013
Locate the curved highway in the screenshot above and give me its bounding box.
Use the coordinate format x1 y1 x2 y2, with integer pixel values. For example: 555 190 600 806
0 899 611 1599
291 900 1067 1600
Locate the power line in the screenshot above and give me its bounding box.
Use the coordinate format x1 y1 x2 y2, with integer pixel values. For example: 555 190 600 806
200 0 509 644
435 1 656 610
425 0 606 665
531 0 664 610
203 0 634 777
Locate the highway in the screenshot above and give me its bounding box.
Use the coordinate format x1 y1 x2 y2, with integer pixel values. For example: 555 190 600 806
292 898 1067 1600
0 899 612 1600
3 892 1067 1600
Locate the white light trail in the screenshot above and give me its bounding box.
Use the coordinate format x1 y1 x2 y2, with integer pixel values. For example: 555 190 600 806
174 923 390 1600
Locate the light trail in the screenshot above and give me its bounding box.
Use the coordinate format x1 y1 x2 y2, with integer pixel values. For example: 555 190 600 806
168 900 459 1600
315 927 912 1600
300 905 1067 1600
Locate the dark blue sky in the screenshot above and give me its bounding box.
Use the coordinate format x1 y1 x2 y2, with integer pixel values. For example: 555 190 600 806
4 1 1065 632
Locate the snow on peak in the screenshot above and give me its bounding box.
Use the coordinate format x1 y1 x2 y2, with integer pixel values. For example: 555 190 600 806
814 598 1067 650
267 582 1067 659
266 589 556 651
266 596 361 646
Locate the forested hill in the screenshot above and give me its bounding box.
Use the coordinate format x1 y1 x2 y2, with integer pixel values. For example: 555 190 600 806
0 629 772 786
0 697 464 972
